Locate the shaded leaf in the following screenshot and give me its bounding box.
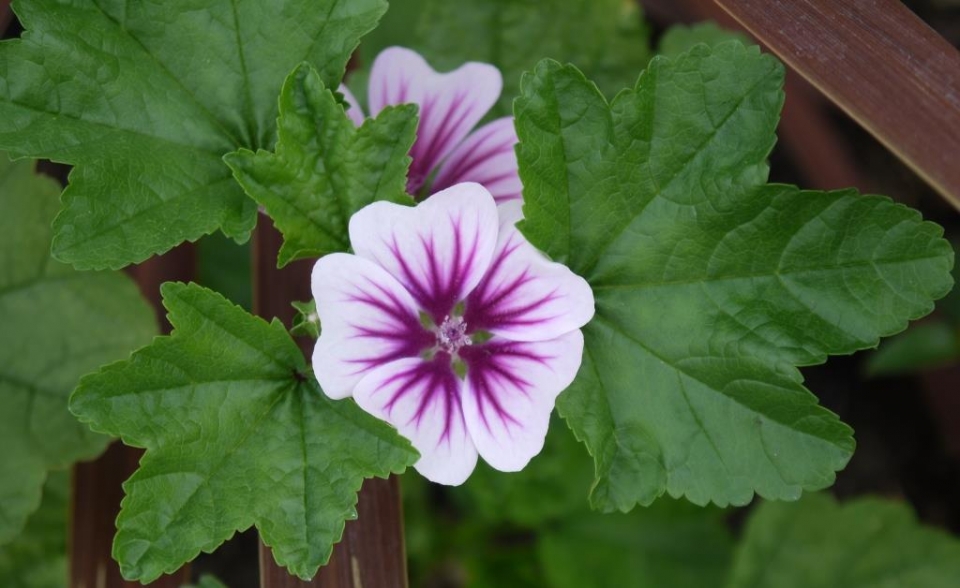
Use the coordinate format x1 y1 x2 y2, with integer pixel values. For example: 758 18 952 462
540 499 734 588
0 0 388 269
361 0 651 115
727 494 960 588
0 153 155 543
0 471 68 588
865 322 959 376
70 283 418 582
658 22 751 58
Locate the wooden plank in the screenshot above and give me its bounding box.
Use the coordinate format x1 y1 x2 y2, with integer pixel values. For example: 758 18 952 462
713 0 960 209
253 219 409 588
70 244 195 588
641 0 872 193
0 0 12 37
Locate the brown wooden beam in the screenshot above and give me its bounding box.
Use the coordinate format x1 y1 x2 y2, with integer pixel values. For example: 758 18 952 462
0 0 12 38
712 0 960 209
253 217 409 588
641 0 871 193
70 244 195 588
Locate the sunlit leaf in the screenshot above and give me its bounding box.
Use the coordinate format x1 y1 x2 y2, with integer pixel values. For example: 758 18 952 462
515 43 954 509
0 0 388 269
225 63 416 267
70 283 418 582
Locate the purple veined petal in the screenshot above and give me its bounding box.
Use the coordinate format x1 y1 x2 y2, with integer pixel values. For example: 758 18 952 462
311 253 434 399
349 182 500 322
338 84 366 127
459 330 585 472
367 47 502 195
353 356 479 485
464 201 595 341
431 117 522 203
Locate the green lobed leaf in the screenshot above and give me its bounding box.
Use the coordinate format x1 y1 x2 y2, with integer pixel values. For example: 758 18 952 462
225 63 417 267
514 44 955 509
361 0 651 115
0 153 155 543
726 493 960 587
69 282 418 582
0 471 68 588
0 0 388 270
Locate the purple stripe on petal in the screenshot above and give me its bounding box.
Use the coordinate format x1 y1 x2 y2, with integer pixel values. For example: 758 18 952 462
464 214 595 342
353 356 479 485
432 117 521 203
312 253 431 400
349 184 500 324
460 331 585 473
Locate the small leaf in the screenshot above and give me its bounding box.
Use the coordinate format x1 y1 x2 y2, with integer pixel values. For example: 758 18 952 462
290 300 319 339
225 63 417 266
726 494 960 587
515 45 954 509
70 282 418 582
0 0 389 269
0 153 155 543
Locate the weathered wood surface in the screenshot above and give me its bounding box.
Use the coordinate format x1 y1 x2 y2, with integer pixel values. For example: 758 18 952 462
253 219 409 588
71 245 195 588
713 0 960 209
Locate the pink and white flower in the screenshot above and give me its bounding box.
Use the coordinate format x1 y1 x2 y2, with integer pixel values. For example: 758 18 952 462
311 183 594 484
340 47 521 203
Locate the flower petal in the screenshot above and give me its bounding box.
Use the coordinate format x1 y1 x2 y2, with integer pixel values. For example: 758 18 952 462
368 47 502 194
431 117 521 203
464 201 595 341
338 84 366 127
460 331 585 472
312 253 433 399
353 356 478 485
349 182 500 321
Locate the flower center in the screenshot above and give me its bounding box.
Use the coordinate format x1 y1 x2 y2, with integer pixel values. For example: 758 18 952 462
436 315 472 354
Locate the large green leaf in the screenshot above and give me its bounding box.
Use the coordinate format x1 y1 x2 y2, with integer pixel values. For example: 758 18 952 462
0 471 68 588
225 63 417 267
0 153 155 543
726 494 960 587
0 0 388 269
361 0 651 115
514 44 954 510
70 282 418 582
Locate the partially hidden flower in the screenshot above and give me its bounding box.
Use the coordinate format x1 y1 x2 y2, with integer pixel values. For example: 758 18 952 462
312 183 594 484
340 47 521 203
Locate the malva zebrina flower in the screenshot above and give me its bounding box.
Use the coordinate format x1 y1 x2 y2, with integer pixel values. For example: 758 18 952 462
340 46 521 203
312 184 594 484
